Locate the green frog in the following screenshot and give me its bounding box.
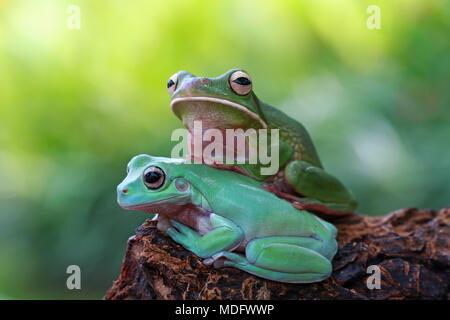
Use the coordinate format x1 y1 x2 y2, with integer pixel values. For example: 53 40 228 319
168 69 357 216
117 154 338 283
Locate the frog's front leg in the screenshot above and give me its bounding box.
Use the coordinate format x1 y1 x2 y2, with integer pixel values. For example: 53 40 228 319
167 214 244 259
284 160 357 215
211 236 335 283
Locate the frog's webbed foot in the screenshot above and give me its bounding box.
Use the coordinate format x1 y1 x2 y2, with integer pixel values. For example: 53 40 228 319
260 183 300 202
167 220 201 253
291 200 354 218
207 237 335 283
203 251 246 267
167 215 244 259
284 160 357 217
261 183 354 218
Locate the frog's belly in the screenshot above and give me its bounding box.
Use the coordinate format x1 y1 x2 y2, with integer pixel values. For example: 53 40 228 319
157 203 213 235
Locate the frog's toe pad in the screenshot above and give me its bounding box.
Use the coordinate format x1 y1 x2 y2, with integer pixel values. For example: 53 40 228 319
203 252 228 266
213 258 227 269
203 257 216 266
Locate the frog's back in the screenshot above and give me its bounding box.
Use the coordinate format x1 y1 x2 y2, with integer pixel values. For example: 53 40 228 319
185 163 335 240
238 189 337 244
259 101 323 168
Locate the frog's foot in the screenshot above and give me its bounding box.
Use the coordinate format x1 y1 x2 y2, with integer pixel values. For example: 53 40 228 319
209 237 334 284
167 220 200 253
261 183 354 218
260 183 302 202
284 160 357 217
168 215 244 259
291 200 354 218
203 251 246 266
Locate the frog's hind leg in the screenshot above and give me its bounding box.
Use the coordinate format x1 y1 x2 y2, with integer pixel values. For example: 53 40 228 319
211 236 335 283
284 160 357 215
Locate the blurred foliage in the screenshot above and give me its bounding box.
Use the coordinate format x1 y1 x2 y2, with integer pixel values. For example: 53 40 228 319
0 0 449 299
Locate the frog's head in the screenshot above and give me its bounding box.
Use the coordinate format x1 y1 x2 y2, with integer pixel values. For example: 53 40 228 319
117 154 191 213
169 69 267 133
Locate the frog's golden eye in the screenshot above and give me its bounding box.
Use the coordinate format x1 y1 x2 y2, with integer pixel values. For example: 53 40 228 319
229 70 252 96
143 166 165 190
167 73 178 95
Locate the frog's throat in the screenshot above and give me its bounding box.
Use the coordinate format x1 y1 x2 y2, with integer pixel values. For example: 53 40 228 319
170 96 267 129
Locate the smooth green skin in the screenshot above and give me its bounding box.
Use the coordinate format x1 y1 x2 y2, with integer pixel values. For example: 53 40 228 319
170 69 357 214
117 154 338 283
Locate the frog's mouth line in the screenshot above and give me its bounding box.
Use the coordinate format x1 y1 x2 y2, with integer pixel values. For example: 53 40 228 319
121 196 186 213
170 97 267 129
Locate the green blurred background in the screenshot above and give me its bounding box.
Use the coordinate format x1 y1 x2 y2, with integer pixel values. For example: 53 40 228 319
0 0 449 299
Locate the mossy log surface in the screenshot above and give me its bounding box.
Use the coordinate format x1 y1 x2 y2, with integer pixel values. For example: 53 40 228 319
105 208 449 300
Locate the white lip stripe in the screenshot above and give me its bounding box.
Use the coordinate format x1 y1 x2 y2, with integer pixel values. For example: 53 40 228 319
170 96 267 129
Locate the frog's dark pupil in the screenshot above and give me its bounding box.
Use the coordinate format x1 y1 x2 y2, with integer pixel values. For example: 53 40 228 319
145 171 161 184
167 79 175 88
233 77 251 86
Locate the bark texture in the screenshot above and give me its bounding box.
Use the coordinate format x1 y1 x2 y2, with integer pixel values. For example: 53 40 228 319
105 208 449 300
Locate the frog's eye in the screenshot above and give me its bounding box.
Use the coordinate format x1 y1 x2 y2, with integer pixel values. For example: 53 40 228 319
126 166 130 174
229 70 252 96
167 73 178 95
143 166 166 190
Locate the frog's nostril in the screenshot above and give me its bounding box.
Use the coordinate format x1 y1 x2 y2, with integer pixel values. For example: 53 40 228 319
122 189 128 194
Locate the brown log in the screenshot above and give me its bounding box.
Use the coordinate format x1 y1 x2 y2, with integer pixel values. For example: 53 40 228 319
105 208 449 300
